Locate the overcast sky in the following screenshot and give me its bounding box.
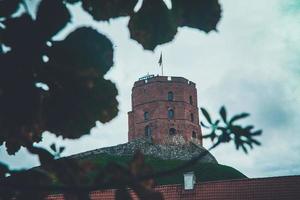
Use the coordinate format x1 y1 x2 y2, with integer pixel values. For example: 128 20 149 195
1 0 300 178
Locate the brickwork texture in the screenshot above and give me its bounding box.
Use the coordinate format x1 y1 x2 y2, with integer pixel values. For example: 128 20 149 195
46 176 300 200
128 76 202 145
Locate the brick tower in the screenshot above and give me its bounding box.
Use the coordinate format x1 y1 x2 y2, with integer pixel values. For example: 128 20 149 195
128 75 202 145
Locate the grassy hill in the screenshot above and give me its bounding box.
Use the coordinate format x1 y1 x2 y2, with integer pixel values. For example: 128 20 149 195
82 153 247 185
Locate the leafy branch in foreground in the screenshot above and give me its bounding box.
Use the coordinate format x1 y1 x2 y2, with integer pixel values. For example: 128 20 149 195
200 106 262 153
0 143 214 199
0 0 222 155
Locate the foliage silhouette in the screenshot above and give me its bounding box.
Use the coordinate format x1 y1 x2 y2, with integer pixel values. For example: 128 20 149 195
201 106 262 153
0 0 222 155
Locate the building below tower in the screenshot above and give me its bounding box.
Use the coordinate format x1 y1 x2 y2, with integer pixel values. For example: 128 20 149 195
128 75 202 145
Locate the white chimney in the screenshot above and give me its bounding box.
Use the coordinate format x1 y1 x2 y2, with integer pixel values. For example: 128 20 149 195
183 171 196 190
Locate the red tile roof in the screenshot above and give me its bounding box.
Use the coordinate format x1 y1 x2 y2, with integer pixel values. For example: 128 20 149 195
46 175 300 200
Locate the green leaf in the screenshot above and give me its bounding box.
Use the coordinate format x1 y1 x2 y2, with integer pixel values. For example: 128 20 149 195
219 106 227 123
200 107 212 124
172 0 221 33
128 0 177 50
82 0 138 21
229 113 250 124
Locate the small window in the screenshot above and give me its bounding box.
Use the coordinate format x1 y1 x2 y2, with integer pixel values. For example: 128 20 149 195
144 112 149 120
189 96 193 105
168 109 174 119
169 128 176 135
191 113 194 122
145 126 151 138
168 91 174 101
192 131 196 138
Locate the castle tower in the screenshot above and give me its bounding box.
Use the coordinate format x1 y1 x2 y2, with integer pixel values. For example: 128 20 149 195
128 75 202 145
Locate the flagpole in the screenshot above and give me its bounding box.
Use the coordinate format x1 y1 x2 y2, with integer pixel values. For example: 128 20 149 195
159 52 163 76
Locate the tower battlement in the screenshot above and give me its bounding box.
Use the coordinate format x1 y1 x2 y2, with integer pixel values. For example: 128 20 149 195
134 75 196 88
128 76 202 145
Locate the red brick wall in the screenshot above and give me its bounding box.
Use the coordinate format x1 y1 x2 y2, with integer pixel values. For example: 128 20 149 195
46 176 300 200
128 76 202 145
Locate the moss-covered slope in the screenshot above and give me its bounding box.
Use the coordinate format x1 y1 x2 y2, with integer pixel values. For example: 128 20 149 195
82 153 247 185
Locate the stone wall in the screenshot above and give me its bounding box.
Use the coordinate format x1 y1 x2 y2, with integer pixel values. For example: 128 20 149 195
71 138 217 164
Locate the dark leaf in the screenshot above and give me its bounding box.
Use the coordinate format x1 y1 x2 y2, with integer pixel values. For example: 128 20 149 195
242 140 253 149
245 125 254 131
201 134 212 138
0 162 9 179
200 107 212 124
64 0 81 4
234 138 240 150
82 0 138 21
214 119 220 126
27 145 54 166
128 0 177 50
251 130 262 136
59 146 65 154
43 76 118 138
200 121 209 128
229 113 250 124
241 144 248 154
210 139 221 150
250 138 261 146
46 27 114 76
5 140 21 155
36 27 118 138
172 0 221 33
1 14 41 50
7 169 52 199
50 143 56 152
0 0 20 18
36 0 71 40
219 106 227 123
210 130 217 142
0 51 44 154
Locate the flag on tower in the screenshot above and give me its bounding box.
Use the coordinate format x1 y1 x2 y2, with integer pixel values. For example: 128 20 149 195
158 52 162 66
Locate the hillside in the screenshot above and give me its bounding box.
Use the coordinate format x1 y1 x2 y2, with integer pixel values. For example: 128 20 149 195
82 153 247 186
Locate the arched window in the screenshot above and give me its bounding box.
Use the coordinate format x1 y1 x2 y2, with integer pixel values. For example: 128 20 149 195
145 126 151 138
192 131 197 138
190 113 194 122
189 95 193 105
169 128 176 135
144 112 149 121
168 91 174 101
168 109 174 119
